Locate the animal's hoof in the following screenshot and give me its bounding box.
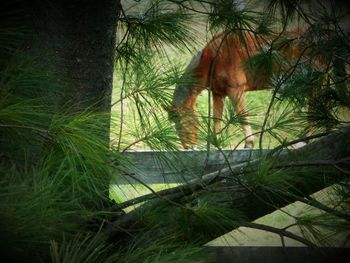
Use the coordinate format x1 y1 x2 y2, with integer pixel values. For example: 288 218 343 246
183 145 195 150
244 141 254 149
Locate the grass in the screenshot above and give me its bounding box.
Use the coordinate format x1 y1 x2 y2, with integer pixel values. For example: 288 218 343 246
110 1 311 151
110 1 306 206
109 28 305 202
111 66 304 151
207 185 350 247
110 183 178 204
108 3 350 250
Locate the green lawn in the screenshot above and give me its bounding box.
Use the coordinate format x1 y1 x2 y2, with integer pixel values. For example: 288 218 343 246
111 64 304 151
109 41 306 208
207 185 350 247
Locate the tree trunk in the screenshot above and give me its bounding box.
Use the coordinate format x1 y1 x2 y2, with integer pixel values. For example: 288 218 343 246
0 0 120 197
28 0 120 110
26 0 120 140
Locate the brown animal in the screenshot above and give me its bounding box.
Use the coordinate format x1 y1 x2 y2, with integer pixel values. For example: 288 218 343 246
168 31 302 149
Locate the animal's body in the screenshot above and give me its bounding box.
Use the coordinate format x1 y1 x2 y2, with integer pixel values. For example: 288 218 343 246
169 32 301 149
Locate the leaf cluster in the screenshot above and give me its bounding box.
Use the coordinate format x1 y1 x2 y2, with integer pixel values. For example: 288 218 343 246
2 0 350 262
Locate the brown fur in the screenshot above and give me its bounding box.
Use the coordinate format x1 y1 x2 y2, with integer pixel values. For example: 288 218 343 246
170 32 301 149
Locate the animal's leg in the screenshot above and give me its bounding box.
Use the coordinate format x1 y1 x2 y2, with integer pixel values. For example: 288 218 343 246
180 111 199 149
227 89 254 149
178 93 200 149
213 94 225 134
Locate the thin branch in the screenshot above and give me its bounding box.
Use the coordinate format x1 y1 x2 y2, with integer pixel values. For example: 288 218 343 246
115 157 350 211
114 158 228 210
259 43 312 150
167 0 212 15
108 127 350 240
111 87 172 108
269 131 332 155
0 124 49 134
241 222 317 247
334 164 350 175
116 168 194 212
279 191 350 223
121 135 149 153
0 124 51 140
116 153 350 211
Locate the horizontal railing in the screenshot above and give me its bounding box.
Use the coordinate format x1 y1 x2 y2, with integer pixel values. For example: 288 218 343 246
115 149 271 184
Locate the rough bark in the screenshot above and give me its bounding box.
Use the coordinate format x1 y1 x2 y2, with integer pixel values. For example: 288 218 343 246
26 0 119 111
0 1 120 199
0 0 120 164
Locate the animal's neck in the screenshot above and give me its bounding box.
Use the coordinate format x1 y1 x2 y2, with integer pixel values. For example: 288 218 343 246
172 51 203 108
172 84 195 109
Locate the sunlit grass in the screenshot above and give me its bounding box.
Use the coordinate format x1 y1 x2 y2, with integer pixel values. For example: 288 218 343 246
109 183 178 203
111 1 308 151
112 67 304 151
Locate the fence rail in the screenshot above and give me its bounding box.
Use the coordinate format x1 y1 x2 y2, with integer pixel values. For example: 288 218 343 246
115 149 270 184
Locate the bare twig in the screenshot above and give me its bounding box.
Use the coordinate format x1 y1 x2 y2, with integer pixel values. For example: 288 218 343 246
0 124 49 134
259 43 312 150
241 222 317 247
115 168 194 211
276 190 350 223
0 124 51 140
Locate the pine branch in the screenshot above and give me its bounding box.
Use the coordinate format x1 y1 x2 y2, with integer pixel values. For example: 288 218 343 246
116 156 349 211
240 222 317 247
0 124 49 134
0 124 51 139
269 131 331 155
114 125 350 210
106 126 350 240
276 191 350 223
258 42 312 149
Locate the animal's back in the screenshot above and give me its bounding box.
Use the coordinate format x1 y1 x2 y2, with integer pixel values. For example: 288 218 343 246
170 30 305 149
172 31 298 108
185 32 269 99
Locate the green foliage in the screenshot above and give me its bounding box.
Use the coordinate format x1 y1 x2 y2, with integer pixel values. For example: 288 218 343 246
50 231 205 263
123 191 245 247
116 229 206 263
113 0 350 252
116 51 177 109
264 0 301 24
182 193 247 239
118 0 199 59
2 0 350 261
112 51 186 150
297 211 350 246
0 100 125 260
209 0 261 33
0 5 121 260
244 48 283 86
50 234 121 263
277 64 323 106
0 165 83 259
